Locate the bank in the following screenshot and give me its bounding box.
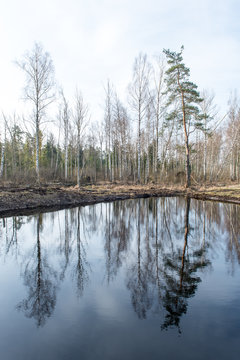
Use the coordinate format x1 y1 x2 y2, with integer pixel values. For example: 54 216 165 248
0 183 239 217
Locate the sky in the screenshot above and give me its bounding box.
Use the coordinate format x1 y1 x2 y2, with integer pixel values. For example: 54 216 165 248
0 0 239 135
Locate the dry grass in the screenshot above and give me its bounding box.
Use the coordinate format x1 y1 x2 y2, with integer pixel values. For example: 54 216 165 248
63 183 186 197
1 182 240 217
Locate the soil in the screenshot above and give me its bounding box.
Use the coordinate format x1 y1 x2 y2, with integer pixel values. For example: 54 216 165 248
0 183 240 217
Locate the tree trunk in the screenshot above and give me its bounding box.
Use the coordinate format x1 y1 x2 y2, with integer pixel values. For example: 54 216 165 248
77 132 80 187
137 114 141 183
185 141 191 188
178 72 191 188
65 143 68 181
181 95 191 188
36 115 40 183
203 131 207 181
0 142 5 178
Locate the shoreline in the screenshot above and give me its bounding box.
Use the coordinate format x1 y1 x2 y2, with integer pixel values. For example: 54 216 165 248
0 183 240 217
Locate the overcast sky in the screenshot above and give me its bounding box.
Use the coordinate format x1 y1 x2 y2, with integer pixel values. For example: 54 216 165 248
0 0 239 131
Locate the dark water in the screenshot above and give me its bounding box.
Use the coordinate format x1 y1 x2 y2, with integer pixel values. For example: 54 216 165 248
0 197 240 360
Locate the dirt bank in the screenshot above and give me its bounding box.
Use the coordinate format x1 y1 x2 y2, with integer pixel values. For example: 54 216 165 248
0 183 239 217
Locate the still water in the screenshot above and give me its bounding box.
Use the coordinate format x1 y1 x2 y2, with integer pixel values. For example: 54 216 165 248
0 197 240 360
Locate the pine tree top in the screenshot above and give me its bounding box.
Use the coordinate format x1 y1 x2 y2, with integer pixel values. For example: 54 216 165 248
163 46 204 130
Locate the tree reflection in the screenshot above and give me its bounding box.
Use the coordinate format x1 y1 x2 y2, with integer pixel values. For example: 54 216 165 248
72 207 89 297
127 200 153 319
59 209 71 281
161 197 211 332
224 203 240 272
17 214 58 327
152 199 162 311
0 216 25 259
104 201 131 283
1 197 240 331
125 197 212 330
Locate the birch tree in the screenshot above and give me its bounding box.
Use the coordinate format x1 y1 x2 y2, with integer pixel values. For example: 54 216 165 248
151 55 166 180
128 53 150 183
0 114 7 179
104 81 114 181
224 95 240 181
200 90 217 181
59 90 70 181
74 89 88 187
113 94 130 181
17 43 55 183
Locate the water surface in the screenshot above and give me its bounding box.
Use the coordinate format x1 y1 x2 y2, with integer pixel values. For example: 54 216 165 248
0 197 240 360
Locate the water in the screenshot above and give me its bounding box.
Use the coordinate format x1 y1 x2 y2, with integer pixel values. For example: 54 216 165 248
0 197 239 360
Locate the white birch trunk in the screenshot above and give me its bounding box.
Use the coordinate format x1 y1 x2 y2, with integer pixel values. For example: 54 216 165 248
36 114 40 183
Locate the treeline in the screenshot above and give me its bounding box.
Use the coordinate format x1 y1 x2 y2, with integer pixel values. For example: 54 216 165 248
0 43 239 186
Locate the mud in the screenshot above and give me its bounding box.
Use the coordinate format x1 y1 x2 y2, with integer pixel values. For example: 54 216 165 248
0 184 239 217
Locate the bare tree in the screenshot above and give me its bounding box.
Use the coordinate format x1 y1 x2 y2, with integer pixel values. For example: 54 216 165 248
0 114 7 178
200 90 218 181
113 94 130 181
74 89 88 187
128 53 150 183
97 121 105 177
223 94 240 181
17 43 55 183
59 90 71 181
151 55 166 181
104 80 114 182
144 102 154 183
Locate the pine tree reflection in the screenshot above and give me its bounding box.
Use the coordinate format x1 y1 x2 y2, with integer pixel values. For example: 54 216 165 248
161 198 211 332
17 214 58 327
125 198 212 330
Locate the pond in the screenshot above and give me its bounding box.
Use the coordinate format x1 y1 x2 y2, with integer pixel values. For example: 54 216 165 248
0 197 240 360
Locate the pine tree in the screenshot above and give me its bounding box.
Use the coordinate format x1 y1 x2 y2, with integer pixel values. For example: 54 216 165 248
163 46 203 187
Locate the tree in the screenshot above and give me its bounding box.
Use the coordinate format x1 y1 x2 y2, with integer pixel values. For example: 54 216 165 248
225 94 240 181
0 114 7 179
4 114 24 177
59 89 71 181
129 53 150 183
104 80 114 182
151 55 166 181
163 46 203 188
74 89 88 186
199 90 217 181
113 94 130 181
17 43 55 183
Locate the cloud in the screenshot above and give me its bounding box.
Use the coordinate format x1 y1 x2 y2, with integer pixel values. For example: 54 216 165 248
0 0 239 126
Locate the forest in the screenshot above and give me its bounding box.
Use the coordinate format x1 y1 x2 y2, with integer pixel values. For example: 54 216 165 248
0 43 239 188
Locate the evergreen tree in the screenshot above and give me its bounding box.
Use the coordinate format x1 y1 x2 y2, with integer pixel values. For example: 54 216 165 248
163 46 203 187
